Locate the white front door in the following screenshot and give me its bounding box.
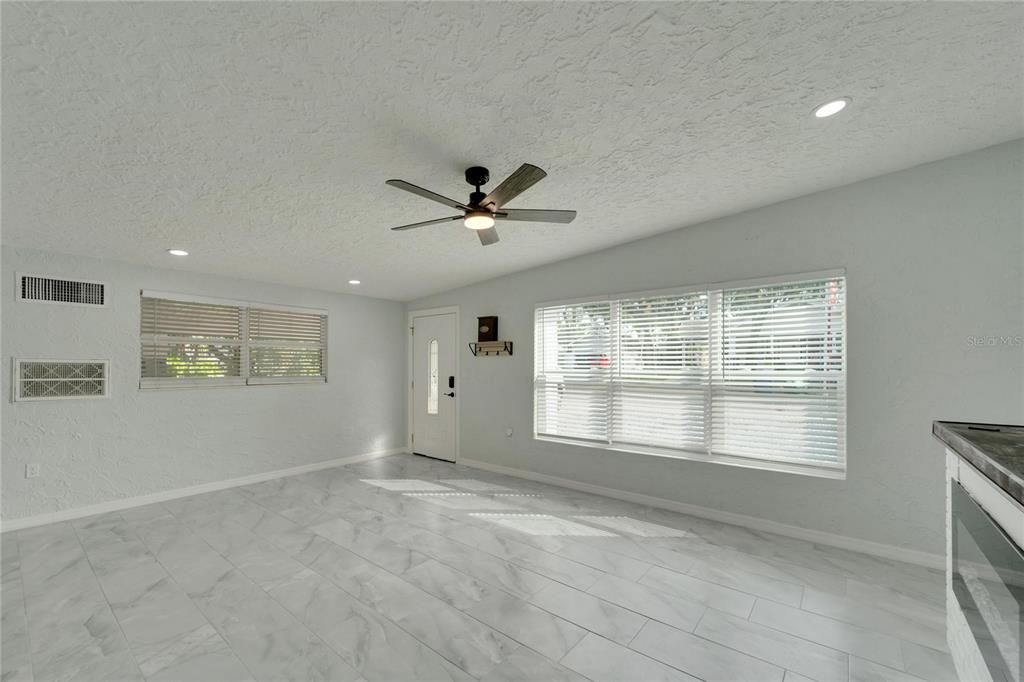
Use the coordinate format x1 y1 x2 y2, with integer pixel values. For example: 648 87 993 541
411 312 457 462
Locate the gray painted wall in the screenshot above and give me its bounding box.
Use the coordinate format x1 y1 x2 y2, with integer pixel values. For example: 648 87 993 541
1 247 407 521
409 140 1024 555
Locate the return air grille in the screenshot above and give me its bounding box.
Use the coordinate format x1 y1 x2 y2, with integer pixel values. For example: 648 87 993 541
14 360 109 401
19 274 106 306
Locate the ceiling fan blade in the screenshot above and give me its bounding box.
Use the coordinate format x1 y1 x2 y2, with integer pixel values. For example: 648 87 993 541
477 227 500 246
390 216 462 231
386 180 470 210
479 164 547 210
496 209 576 224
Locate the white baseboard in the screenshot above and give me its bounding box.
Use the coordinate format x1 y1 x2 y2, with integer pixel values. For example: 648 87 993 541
1 448 406 533
460 457 944 570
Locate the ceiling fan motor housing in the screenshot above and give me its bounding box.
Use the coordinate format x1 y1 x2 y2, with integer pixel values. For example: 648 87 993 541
465 166 490 188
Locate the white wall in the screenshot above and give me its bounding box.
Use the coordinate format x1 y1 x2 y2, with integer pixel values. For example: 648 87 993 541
1 247 407 522
409 140 1024 555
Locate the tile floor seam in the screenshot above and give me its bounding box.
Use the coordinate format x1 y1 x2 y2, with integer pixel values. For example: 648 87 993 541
211 484 534 680
290 527 578 677
124 508 268 681
677 559 807 609
148 509 363 681
748 597 915 673
274 471 645 584
239 477 661 678
67 518 147 681
522 584 649 645
622 617 650 648
244 539 474 678
583 574 709 633
850 656 932 682
631 559 654 584
6 532 37 682
578 629 716 682
628 609 857 681
249 478 603 598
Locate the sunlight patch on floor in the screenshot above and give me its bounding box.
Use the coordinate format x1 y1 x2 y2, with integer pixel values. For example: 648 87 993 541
440 479 515 492
470 513 618 537
402 492 525 511
571 515 692 537
360 479 453 492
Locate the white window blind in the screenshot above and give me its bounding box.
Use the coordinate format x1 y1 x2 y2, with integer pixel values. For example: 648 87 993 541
141 297 244 385
248 307 327 383
535 301 612 444
141 293 327 388
534 272 846 477
712 278 845 470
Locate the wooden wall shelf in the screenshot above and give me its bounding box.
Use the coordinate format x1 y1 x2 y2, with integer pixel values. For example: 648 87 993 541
468 341 513 357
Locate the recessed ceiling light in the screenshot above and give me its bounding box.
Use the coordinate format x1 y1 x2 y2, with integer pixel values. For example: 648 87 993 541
348 279 361 285
167 249 189 256
814 98 850 118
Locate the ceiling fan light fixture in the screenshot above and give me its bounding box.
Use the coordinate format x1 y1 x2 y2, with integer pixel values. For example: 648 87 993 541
463 211 495 230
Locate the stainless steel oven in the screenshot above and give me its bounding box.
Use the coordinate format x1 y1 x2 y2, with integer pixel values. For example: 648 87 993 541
952 480 1024 682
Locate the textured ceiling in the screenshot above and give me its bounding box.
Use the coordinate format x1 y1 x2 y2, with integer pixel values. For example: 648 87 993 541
3 2 1023 301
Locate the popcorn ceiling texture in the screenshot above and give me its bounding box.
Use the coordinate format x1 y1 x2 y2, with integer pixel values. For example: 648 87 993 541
3 2 1023 301
1 247 407 521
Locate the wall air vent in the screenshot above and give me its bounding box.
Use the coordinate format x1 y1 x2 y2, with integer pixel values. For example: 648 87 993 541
14 360 110 401
18 273 107 306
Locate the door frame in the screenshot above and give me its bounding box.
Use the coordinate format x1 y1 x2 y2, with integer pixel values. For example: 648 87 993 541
407 305 460 463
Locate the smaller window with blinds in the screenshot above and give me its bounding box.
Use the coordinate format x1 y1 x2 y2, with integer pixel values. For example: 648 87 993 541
534 270 846 478
140 291 327 389
249 307 327 384
14 360 109 401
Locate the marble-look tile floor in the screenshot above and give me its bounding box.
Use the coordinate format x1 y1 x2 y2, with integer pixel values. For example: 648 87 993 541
0 453 959 682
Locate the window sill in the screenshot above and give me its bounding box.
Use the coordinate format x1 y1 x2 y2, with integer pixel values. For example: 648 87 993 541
140 377 326 390
140 378 246 390
247 376 327 386
534 435 846 480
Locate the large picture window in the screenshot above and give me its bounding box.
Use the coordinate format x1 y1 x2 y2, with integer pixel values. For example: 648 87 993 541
534 271 846 477
140 291 326 388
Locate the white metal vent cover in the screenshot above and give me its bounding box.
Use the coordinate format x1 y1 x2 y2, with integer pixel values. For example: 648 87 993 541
14 360 110 401
17 273 107 306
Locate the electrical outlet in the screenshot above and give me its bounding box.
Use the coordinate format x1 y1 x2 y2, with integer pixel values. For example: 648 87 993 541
505 427 514 438
25 463 40 479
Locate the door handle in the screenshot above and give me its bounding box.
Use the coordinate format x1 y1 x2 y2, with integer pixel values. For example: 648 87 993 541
444 392 455 398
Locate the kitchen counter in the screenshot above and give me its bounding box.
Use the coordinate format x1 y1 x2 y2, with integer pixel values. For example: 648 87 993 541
934 420 1024 505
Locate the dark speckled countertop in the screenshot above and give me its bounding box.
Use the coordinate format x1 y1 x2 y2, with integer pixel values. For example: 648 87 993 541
934 421 1024 505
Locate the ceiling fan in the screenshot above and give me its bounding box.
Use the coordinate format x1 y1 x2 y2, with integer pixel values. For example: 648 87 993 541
386 164 576 246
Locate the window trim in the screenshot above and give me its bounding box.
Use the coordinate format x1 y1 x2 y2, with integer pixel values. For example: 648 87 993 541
533 268 846 480
535 434 846 480
534 268 845 310
139 290 328 390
